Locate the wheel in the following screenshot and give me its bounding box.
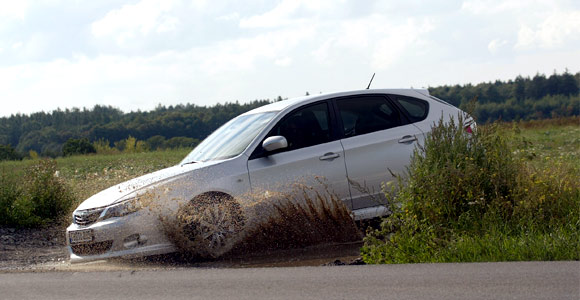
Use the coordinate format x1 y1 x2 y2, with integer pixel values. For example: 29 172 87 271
176 193 245 258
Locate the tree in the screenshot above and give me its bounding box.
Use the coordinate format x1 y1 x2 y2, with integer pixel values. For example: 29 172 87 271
0 144 22 161
559 70 579 96
146 135 166 150
514 75 526 102
62 138 96 156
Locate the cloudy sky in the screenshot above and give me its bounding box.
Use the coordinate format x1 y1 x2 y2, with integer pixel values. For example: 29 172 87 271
1 0 579 117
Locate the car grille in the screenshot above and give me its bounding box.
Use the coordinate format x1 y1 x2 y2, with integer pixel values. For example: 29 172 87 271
71 240 113 256
73 208 105 226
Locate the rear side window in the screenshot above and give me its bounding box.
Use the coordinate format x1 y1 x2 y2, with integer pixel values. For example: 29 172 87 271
336 96 401 137
394 96 428 122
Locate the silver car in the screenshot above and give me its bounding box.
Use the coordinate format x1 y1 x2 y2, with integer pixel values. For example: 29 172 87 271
66 89 473 262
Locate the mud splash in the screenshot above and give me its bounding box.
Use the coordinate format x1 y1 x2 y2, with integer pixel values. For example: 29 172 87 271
155 182 362 259
234 185 362 254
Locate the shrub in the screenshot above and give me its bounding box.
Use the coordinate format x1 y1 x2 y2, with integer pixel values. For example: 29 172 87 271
0 169 23 225
0 159 76 227
164 137 199 149
63 138 97 156
92 138 119 155
0 144 22 161
24 159 76 223
361 116 580 263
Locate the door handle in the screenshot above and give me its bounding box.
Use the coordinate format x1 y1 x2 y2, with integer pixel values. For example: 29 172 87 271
319 152 340 161
398 135 417 143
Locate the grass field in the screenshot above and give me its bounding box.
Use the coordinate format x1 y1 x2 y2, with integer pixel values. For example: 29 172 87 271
1 119 578 215
1 148 189 207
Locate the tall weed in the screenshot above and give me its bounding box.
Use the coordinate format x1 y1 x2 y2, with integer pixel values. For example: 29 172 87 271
0 159 75 227
362 116 580 263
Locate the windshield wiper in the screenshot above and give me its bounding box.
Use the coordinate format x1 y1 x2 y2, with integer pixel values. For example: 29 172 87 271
180 160 200 167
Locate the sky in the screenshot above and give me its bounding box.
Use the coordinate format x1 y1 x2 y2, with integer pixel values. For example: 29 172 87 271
1 0 579 117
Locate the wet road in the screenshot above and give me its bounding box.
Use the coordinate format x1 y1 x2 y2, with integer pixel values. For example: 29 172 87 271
1 261 578 299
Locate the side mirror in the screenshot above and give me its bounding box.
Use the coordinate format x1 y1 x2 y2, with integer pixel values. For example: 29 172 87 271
262 136 288 152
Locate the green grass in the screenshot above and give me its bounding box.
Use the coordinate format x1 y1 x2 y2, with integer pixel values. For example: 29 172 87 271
53 148 189 202
0 148 189 227
509 121 579 174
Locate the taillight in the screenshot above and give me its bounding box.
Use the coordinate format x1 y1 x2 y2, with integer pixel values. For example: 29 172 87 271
464 119 475 134
465 125 473 134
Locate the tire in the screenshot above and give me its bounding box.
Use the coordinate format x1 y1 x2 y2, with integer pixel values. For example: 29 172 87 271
176 192 245 258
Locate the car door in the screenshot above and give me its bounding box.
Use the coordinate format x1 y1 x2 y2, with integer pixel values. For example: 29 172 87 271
247 101 352 209
336 95 423 210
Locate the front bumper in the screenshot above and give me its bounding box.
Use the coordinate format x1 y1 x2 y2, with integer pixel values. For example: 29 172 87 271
66 209 177 263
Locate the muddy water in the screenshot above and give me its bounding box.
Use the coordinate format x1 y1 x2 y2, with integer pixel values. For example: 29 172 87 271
0 240 363 273
159 183 362 260
1 183 367 272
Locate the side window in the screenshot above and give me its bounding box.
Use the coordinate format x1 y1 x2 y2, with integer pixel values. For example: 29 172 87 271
269 102 331 152
337 96 401 137
394 96 428 122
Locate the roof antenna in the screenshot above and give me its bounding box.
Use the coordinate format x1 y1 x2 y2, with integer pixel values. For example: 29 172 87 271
366 73 375 89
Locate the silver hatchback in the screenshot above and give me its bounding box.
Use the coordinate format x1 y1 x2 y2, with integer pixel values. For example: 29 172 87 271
66 89 473 262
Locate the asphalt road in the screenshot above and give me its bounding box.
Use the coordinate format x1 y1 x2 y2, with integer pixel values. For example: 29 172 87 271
1 261 578 299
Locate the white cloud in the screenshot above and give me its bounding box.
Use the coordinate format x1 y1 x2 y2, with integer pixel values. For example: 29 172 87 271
0 0 30 19
461 0 554 15
311 38 334 64
310 15 435 70
239 0 338 28
91 0 181 46
217 12 239 22
0 53 187 115
371 19 434 69
515 11 580 49
198 26 314 74
240 0 304 28
274 56 292 67
488 38 508 54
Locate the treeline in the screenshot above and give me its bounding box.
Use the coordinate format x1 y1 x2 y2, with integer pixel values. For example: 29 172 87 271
0 71 578 160
429 70 579 123
0 100 270 158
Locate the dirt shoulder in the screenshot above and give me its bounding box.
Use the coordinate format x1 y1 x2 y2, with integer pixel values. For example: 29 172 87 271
0 226 69 271
0 226 364 272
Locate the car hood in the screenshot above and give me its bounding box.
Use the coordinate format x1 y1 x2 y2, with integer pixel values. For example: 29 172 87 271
75 160 220 211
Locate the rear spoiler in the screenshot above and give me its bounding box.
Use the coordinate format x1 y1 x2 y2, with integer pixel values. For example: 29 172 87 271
413 89 430 97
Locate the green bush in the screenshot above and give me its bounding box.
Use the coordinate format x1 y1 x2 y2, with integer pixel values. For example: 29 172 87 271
63 138 96 156
25 159 75 223
0 159 76 227
0 144 22 161
0 169 23 225
361 116 580 263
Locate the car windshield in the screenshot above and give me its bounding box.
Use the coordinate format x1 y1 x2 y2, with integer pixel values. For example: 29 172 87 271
181 111 277 164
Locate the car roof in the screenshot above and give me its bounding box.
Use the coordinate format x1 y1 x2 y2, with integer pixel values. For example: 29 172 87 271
241 89 431 115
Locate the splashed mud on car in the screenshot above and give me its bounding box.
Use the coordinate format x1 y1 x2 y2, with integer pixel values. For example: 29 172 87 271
158 182 362 259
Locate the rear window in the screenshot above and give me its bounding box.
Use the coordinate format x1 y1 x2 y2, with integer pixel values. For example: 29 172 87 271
394 96 428 122
337 96 402 137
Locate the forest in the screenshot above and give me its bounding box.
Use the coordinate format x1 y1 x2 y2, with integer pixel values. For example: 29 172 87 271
0 71 578 159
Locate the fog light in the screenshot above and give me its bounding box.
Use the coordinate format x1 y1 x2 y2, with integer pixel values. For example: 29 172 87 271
123 234 148 249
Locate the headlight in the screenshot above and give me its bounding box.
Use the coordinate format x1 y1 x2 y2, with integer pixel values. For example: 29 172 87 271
100 197 142 220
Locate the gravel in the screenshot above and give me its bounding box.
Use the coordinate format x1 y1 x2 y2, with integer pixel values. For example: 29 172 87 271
0 225 68 271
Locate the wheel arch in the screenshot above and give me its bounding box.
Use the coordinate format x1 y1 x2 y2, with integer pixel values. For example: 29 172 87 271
190 191 235 203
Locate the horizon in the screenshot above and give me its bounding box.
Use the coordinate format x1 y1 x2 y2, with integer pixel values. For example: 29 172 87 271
1 69 577 118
